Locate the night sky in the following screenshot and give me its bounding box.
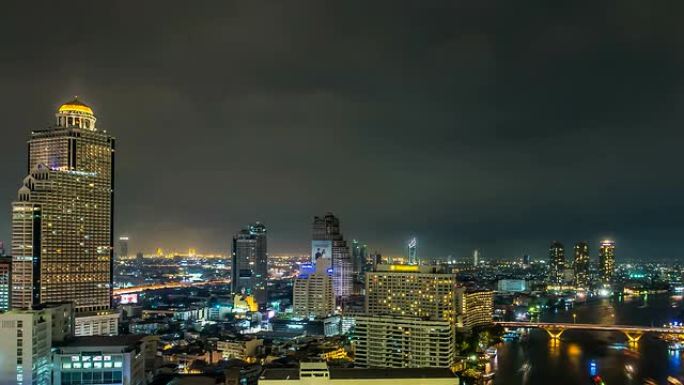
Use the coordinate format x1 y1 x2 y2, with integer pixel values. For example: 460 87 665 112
1 1 684 260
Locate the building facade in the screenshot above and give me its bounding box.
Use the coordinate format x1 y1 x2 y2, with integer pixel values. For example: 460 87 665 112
52 335 149 385
11 99 114 312
0 309 52 385
293 262 335 319
573 241 590 289
365 264 458 322
456 288 494 329
599 240 616 284
548 241 565 285
0 256 11 310
353 315 456 368
231 222 268 304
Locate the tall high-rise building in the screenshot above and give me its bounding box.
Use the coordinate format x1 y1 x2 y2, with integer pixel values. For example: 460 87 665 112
365 264 459 322
351 240 369 294
231 222 268 304
573 241 590 288
353 315 456 369
11 99 115 312
312 213 352 299
473 249 480 266
407 237 418 264
118 236 129 259
548 241 565 285
0 257 11 311
0 240 6 256
599 240 616 284
293 261 335 319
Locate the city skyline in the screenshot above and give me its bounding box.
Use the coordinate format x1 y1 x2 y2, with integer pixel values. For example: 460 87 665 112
2 2 684 260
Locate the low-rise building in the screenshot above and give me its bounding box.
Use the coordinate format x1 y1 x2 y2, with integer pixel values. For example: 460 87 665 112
75 309 120 336
52 335 152 385
260 362 459 385
216 337 263 361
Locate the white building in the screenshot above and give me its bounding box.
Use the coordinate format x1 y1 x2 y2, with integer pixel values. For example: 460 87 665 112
293 261 335 319
0 309 52 385
497 279 527 293
75 309 120 336
353 315 456 369
260 362 458 385
52 335 150 385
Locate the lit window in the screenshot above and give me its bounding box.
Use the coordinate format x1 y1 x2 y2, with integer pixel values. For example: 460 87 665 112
113 362 122 368
83 362 92 369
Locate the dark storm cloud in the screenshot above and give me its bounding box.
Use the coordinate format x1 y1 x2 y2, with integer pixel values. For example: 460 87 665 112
1 1 684 259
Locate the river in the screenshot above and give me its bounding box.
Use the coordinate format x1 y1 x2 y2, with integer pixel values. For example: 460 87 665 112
492 293 684 385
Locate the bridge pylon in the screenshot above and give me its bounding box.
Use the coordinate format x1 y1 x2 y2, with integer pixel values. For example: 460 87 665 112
623 331 643 343
542 326 565 340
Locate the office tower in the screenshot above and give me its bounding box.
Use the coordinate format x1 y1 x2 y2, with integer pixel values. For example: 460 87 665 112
312 213 352 299
0 309 53 385
573 241 590 288
0 256 11 310
365 264 459 322
351 239 368 288
293 261 335 319
11 99 115 312
599 240 616 284
473 249 480 266
353 315 456 368
0 240 5 256
548 241 565 285
456 288 494 329
407 237 418 264
231 222 268 304
118 236 129 259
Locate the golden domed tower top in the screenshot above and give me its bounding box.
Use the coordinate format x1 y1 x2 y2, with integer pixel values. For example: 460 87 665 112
55 97 97 130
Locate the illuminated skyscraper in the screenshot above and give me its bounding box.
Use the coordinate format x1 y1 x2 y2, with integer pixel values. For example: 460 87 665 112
231 222 268 304
548 241 565 285
573 241 590 288
351 239 368 290
365 264 459 322
407 237 418 264
599 240 615 284
11 99 115 312
473 249 480 266
312 213 352 299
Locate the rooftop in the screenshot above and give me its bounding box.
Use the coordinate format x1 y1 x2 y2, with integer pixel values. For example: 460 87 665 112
56 334 147 348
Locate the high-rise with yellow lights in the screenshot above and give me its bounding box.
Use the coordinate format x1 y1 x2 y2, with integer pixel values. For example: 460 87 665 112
573 241 590 288
548 241 565 285
11 98 115 313
599 240 616 284
365 264 459 322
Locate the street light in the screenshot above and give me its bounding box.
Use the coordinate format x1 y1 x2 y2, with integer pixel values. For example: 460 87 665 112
573 313 577 324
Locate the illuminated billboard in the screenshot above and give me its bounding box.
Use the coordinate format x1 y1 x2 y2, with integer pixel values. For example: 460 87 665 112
311 240 332 263
119 293 138 304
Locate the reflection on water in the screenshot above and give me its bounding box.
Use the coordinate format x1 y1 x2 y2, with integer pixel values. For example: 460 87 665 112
493 293 684 385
